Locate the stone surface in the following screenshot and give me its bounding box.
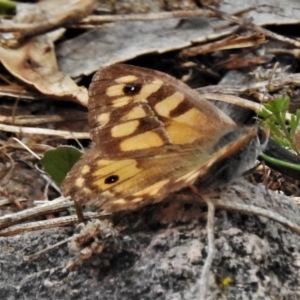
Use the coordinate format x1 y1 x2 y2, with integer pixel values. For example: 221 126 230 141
1 180 300 299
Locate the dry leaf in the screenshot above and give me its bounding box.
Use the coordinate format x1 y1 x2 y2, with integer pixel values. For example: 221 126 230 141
0 34 88 105
0 0 97 105
58 0 300 77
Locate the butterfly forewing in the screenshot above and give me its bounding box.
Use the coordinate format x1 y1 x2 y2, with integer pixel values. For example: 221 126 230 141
88 64 237 155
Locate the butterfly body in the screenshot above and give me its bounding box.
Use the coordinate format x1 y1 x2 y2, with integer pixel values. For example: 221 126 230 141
62 64 262 212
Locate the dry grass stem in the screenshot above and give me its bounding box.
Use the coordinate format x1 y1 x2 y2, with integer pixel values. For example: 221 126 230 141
0 123 89 139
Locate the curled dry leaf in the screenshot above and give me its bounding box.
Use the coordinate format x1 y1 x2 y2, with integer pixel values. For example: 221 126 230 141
0 35 88 106
1 0 96 46
0 0 96 106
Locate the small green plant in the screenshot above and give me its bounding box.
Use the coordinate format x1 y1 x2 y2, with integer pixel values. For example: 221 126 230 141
259 96 300 156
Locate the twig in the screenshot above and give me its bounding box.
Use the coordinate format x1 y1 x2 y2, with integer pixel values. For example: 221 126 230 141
78 9 215 25
211 7 300 48
0 197 27 207
203 92 295 121
0 196 71 230
189 186 216 299
0 211 109 236
23 237 72 261
214 199 300 234
0 9 215 33
0 123 89 139
0 86 47 99
203 93 262 111
0 113 87 126
198 73 300 95
0 152 15 185
199 195 216 300
12 137 40 160
180 33 266 57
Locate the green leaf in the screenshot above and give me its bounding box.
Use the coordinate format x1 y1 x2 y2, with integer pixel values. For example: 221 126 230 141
0 0 16 14
264 97 289 125
268 122 283 137
261 96 300 155
266 96 288 112
258 107 276 122
273 137 290 148
41 146 82 186
290 109 300 136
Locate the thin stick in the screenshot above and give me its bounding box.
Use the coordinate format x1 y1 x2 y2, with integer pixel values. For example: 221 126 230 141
12 137 41 160
202 93 294 121
0 196 71 230
0 197 27 207
23 237 72 261
198 195 216 300
211 7 300 48
0 123 89 139
0 9 214 32
0 211 109 236
79 9 215 25
214 200 300 234
189 186 216 299
203 93 262 111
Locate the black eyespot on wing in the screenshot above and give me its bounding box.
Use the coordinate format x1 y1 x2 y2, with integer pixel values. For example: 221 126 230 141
123 83 142 95
105 175 119 184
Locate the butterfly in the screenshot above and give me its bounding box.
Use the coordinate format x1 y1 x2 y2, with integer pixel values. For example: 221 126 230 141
61 64 264 213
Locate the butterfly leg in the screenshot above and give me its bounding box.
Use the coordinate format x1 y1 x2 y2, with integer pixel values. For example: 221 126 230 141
67 219 118 269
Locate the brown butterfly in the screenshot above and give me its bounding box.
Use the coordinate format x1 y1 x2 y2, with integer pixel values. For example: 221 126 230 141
61 64 264 213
